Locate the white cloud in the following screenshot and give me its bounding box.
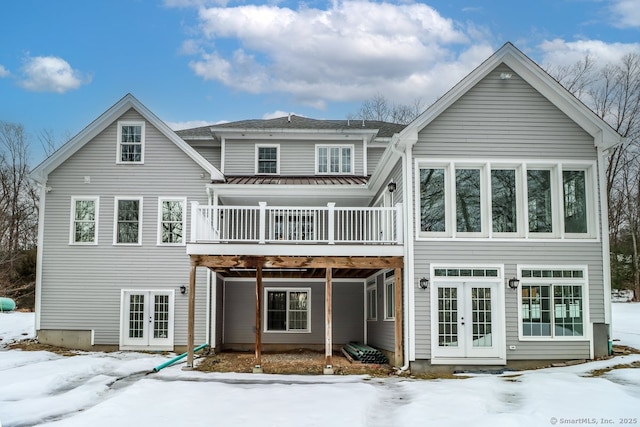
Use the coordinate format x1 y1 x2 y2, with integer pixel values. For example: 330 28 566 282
0 65 9 78
184 0 487 109
262 110 298 120
19 55 89 93
539 39 640 68
610 0 640 28
166 119 224 130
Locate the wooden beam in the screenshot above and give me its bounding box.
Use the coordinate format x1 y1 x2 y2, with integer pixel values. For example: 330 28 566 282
394 267 403 367
254 264 263 371
186 263 197 368
325 267 333 369
191 255 403 270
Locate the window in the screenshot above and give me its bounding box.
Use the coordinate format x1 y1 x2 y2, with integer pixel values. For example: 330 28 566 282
491 169 517 233
70 197 99 244
265 288 310 332
563 170 587 234
527 169 553 234
417 161 594 239
117 121 145 164
256 145 279 174
519 267 586 339
158 198 186 245
366 282 377 321
384 273 395 320
114 197 142 245
419 168 446 233
317 145 353 174
272 213 314 241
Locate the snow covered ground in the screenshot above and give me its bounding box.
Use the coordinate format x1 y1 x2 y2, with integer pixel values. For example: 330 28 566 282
1 304 639 427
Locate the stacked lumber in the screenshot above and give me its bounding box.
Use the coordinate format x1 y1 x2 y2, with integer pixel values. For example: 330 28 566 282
341 342 388 364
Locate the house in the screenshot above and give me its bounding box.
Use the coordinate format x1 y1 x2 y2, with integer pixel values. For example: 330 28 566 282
30 43 622 373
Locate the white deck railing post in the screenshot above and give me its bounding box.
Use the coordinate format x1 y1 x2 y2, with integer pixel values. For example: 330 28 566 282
258 202 267 244
190 201 200 243
395 203 404 244
327 202 335 245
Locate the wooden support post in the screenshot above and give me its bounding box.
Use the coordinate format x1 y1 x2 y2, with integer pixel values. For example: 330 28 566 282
324 267 333 374
186 262 197 369
254 264 263 373
394 267 403 367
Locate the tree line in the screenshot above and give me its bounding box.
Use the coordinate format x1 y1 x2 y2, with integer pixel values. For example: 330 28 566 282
1 53 639 308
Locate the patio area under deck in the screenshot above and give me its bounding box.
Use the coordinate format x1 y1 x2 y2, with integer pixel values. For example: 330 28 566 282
184 254 404 374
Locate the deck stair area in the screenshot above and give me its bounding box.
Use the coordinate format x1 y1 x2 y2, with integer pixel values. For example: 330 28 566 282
342 342 388 364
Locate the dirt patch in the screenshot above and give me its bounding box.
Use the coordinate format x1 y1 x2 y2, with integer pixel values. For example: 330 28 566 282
196 348 396 377
7 339 80 357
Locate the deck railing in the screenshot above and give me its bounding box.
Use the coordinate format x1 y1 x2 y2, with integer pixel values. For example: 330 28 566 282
190 202 403 245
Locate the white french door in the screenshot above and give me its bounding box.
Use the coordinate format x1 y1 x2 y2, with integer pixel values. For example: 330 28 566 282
431 281 505 363
121 290 174 350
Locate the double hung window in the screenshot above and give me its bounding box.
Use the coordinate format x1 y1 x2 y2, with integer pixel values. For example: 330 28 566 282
256 145 279 174
265 288 310 332
158 198 186 245
70 197 99 244
115 197 142 245
117 121 145 164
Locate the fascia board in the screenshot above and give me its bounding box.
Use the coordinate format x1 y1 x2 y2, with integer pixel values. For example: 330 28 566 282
212 128 378 141
30 94 224 183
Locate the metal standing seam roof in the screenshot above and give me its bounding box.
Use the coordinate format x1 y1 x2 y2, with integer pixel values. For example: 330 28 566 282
176 115 407 139
214 175 370 185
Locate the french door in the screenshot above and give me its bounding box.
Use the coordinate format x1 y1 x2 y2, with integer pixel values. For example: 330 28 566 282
121 290 174 350
432 281 505 363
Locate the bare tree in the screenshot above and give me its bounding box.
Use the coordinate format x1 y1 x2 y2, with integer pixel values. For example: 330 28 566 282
351 93 424 124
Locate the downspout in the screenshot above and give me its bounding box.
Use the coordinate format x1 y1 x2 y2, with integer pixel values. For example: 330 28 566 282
390 139 413 371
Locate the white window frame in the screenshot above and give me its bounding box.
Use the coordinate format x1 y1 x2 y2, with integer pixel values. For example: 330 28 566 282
255 144 280 175
116 121 145 164
263 287 311 333
366 280 377 321
516 265 590 341
69 196 99 245
384 273 395 321
315 144 355 175
157 197 187 246
415 159 597 241
113 196 143 245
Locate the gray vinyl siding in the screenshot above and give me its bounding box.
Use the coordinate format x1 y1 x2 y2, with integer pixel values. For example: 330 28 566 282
222 280 364 345
40 108 210 347
223 139 365 176
368 147 386 172
413 242 602 360
366 273 396 352
413 65 597 160
192 145 221 170
411 66 604 361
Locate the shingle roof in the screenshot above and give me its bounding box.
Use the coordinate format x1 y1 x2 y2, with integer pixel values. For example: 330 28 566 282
216 175 369 185
176 115 406 139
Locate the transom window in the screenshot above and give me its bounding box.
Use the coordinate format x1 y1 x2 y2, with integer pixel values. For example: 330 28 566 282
256 145 279 174
70 197 99 244
518 266 586 339
317 145 353 174
418 161 593 239
117 121 145 164
158 198 186 245
265 288 310 332
114 197 142 245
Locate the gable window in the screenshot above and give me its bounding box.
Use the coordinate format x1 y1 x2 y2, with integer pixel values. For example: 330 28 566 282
256 145 279 174
317 145 353 174
265 288 310 332
117 121 145 164
70 197 99 244
518 267 586 339
384 272 395 320
417 161 594 239
366 280 377 321
158 198 186 245
114 197 142 245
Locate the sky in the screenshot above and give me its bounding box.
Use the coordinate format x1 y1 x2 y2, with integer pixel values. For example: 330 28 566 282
1 304 640 426
1 0 640 163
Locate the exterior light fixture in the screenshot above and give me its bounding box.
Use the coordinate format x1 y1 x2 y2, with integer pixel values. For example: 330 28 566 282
180 285 187 295
419 277 429 289
508 278 520 289
387 181 397 193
